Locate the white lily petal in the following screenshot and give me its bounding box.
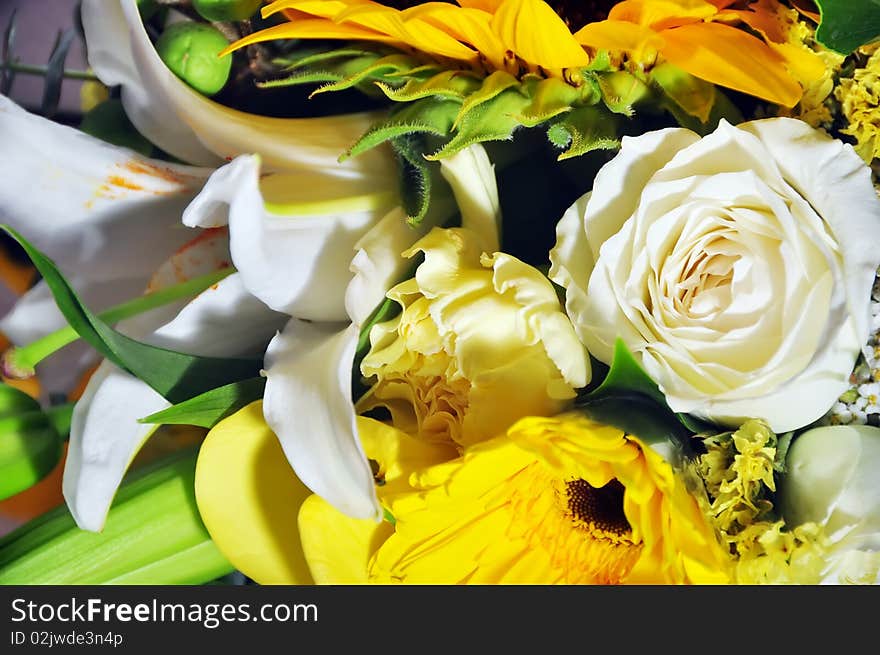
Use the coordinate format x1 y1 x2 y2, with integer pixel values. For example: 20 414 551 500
184 155 397 321
0 276 159 399
263 320 380 520
64 272 284 532
0 94 209 278
147 273 286 357
64 360 168 532
85 0 396 177
439 143 501 253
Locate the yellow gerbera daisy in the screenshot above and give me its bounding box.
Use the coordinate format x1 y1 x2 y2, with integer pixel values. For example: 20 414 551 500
230 0 815 107
196 405 732 584
306 413 733 584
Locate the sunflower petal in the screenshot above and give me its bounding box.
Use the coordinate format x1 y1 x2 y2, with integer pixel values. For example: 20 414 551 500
490 0 590 69
658 23 803 107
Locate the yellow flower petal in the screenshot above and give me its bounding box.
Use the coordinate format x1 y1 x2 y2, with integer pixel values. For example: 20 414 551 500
659 22 803 107
298 494 392 584
194 401 314 584
405 4 506 70
609 0 717 29
221 19 399 58
336 4 478 60
575 19 664 54
490 0 590 70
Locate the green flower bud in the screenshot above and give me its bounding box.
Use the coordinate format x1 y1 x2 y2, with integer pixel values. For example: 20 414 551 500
79 99 154 157
155 22 232 97
0 385 63 502
0 448 232 584
192 0 264 22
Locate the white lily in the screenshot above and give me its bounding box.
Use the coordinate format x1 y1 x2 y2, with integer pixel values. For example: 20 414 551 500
65 261 287 532
257 144 504 520
0 94 214 397
80 0 393 176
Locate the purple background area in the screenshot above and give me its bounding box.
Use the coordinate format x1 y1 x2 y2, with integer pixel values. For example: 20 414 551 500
1 0 89 115
0 0 88 536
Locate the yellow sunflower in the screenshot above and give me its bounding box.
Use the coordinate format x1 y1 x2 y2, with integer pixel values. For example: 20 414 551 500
229 0 819 107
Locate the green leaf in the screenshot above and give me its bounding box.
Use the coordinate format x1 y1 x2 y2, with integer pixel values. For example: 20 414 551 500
515 77 581 127
428 86 531 159
650 62 716 124
275 47 382 71
589 338 666 406
312 54 424 96
583 338 724 437
815 0 880 54
579 393 690 448
1 226 263 405
138 377 267 429
377 69 482 102
453 70 520 128
546 105 620 160
0 448 232 584
343 97 458 160
390 134 435 225
595 70 651 116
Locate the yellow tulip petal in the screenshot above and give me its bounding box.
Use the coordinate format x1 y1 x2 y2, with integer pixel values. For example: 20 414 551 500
194 401 314 584
490 0 590 69
659 22 803 107
298 494 392 584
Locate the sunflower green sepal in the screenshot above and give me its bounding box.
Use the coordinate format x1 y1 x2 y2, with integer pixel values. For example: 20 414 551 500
0 384 64 501
0 448 232 584
266 44 724 164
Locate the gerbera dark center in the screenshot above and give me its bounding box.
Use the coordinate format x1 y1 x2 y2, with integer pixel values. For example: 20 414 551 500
565 478 631 536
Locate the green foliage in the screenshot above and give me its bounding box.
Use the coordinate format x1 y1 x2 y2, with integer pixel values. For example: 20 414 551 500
815 0 880 54
0 448 232 584
1 226 263 405
139 377 267 429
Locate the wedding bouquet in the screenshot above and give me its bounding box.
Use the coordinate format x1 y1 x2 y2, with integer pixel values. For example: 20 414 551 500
0 0 879 586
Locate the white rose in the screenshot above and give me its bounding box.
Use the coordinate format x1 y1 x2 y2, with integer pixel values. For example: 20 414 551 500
550 118 880 432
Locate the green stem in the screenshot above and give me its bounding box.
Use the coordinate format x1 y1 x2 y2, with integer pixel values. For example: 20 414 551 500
45 403 75 440
3 62 99 82
5 267 235 377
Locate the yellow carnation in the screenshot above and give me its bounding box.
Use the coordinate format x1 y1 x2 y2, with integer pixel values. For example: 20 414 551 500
358 226 590 450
